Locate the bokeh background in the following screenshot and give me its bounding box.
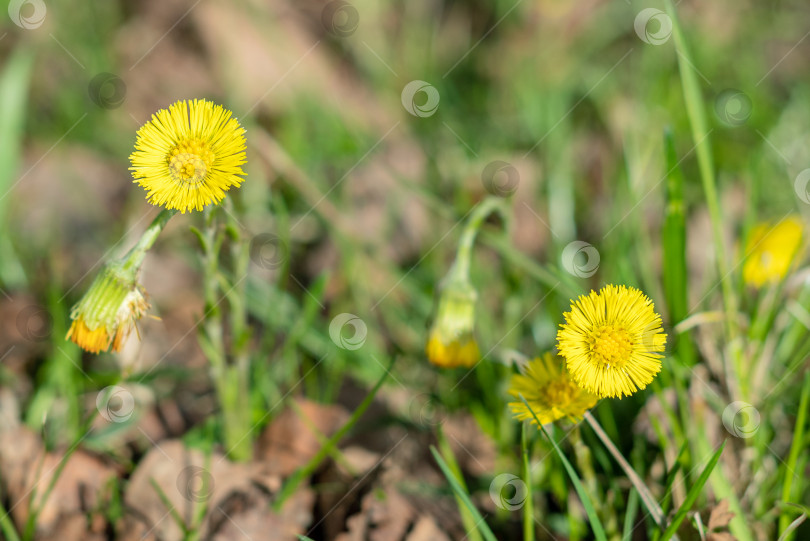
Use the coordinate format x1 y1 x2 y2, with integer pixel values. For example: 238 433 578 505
0 0 808 540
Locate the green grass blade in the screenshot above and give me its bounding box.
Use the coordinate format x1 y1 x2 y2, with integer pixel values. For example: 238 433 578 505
430 446 498 541
779 370 810 539
273 357 393 510
664 0 737 336
518 397 607 541
0 496 21 541
659 441 726 541
660 442 689 515
622 488 639 541
521 423 535 541
149 478 189 535
662 129 696 366
0 47 34 288
662 127 687 322
436 429 484 541
585 412 664 528
536 423 608 541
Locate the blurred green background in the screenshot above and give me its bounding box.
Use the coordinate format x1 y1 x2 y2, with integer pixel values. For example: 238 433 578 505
0 0 808 540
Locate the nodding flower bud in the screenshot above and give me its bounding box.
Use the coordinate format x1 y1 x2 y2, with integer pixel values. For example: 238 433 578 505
426 278 480 369
66 262 150 354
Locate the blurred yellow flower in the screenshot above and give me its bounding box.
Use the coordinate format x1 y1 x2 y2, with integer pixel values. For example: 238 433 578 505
66 264 150 353
130 99 247 213
742 216 804 288
508 353 597 425
426 281 479 368
557 285 666 399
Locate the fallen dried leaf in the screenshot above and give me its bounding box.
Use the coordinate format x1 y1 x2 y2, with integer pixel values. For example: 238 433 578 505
256 398 349 477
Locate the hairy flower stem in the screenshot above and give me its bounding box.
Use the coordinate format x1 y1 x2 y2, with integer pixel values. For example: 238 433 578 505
121 209 177 274
447 196 510 284
199 205 252 462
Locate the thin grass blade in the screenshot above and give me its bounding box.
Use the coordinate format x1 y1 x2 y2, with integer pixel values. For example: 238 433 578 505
659 442 726 541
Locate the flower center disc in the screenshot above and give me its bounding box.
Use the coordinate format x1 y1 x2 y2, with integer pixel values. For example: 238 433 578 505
168 140 214 186
544 380 577 408
590 324 633 368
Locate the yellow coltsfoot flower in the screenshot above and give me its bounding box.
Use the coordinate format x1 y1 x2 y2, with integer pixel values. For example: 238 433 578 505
557 285 667 399
742 216 804 288
130 99 247 213
426 280 480 368
66 263 150 353
508 353 597 425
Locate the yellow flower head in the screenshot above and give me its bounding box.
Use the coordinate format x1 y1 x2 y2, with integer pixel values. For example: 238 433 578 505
742 216 804 288
557 285 667 399
130 99 247 213
426 281 479 368
66 263 150 353
508 353 597 425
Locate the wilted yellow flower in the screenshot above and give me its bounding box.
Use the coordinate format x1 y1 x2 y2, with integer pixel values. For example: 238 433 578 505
508 353 597 425
557 285 666 399
742 216 804 288
66 264 150 353
426 280 479 368
130 99 247 213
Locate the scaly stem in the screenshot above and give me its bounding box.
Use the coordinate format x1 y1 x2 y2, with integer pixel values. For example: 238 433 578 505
121 209 177 273
447 196 509 283
199 206 252 461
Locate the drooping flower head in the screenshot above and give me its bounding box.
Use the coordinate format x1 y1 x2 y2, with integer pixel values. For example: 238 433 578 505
557 285 667 399
66 263 150 353
508 353 598 425
130 99 247 213
426 280 480 368
742 216 804 288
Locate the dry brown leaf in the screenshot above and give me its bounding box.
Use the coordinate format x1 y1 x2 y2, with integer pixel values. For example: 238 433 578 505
124 439 312 541
0 426 118 539
406 515 451 541
442 413 497 477
707 533 737 541
336 486 416 541
707 499 736 531
256 397 349 477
